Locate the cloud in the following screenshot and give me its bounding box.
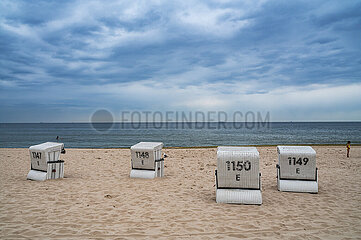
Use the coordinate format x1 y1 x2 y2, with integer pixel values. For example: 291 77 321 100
0 0 360 122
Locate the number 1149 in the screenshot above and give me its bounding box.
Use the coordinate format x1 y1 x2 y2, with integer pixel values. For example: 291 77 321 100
288 157 309 165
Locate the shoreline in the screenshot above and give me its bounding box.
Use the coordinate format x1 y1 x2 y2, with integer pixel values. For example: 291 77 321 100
1 143 360 150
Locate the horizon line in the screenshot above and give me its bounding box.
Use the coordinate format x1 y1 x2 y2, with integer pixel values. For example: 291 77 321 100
1 120 361 124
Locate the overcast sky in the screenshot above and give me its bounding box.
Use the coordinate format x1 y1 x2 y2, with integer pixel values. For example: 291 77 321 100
0 0 360 122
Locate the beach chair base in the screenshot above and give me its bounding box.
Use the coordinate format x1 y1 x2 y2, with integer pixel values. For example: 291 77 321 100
27 161 64 181
130 169 156 179
27 170 48 181
130 160 164 179
216 189 262 205
277 168 318 193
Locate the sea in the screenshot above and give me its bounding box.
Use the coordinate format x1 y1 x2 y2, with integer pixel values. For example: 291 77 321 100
0 122 360 148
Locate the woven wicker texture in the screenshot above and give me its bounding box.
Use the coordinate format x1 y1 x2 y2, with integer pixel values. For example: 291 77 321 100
131 142 163 170
29 142 64 172
277 146 316 180
216 189 262 205
217 147 260 189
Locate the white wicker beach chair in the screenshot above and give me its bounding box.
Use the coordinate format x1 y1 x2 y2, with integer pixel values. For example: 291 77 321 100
276 146 318 193
215 147 262 205
130 142 164 179
27 142 66 181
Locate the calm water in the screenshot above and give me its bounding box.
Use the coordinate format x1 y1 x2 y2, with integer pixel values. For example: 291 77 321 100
0 122 360 148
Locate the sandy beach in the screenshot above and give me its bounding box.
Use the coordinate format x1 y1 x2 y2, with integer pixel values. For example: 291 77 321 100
0 146 360 239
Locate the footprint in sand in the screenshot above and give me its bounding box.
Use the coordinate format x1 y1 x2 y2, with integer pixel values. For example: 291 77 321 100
104 194 112 199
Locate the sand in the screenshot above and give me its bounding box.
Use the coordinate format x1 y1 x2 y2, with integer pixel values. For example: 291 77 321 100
0 146 360 239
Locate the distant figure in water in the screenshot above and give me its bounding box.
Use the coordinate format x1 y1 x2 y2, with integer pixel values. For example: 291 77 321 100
56 136 59 142
346 141 351 158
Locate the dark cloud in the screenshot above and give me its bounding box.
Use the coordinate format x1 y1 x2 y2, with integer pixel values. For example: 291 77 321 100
0 0 360 121
311 1 361 27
